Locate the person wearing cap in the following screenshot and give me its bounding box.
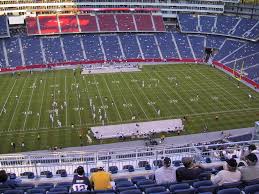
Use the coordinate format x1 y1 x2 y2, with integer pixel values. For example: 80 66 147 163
72 166 91 191
176 157 205 182
155 157 176 184
211 158 241 186
90 161 112 190
240 153 259 181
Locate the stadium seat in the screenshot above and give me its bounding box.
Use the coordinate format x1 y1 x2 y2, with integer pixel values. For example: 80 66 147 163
217 188 241 194
193 180 217 193
116 186 137 192
174 188 195 194
116 181 134 188
55 182 72 189
27 188 46 194
109 166 118 174
138 161 149 168
198 173 211 180
50 187 68 192
16 183 35 191
9 173 16 179
90 168 98 173
145 186 167 194
128 165 135 172
173 160 181 167
219 181 242 190
244 179 259 186
137 180 155 186
37 183 54 191
114 178 129 184
151 192 171 194
131 176 146 184
4 190 24 194
47 192 68 194
120 189 142 194
169 183 190 193
153 160 163 168
145 164 152 170
71 191 91 194
244 184 259 194
46 171 53 178
95 189 115 193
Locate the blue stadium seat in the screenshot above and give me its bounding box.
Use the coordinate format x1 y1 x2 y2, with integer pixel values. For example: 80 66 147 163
219 181 242 190
217 188 241 194
114 178 129 184
138 161 149 168
4 190 24 194
116 186 137 192
120 189 142 194
145 164 152 170
137 179 155 186
47 192 68 194
145 186 167 194
71 191 91 194
16 183 35 191
244 184 259 194
108 166 118 174
116 181 134 188
174 188 195 194
153 160 163 168
95 189 115 193
128 165 135 172
193 180 217 193
169 183 190 193
27 188 46 194
151 191 171 194
37 183 54 191
131 176 146 184
50 187 68 192
173 160 181 167
244 179 259 186
55 182 72 189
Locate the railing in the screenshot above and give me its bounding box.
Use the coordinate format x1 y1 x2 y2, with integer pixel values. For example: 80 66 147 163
0 140 258 177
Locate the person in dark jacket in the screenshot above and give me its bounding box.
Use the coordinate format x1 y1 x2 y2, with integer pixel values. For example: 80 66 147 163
72 166 91 191
0 170 18 189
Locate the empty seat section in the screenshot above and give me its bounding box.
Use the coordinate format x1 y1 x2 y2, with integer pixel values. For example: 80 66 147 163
42 37 64 63
59 15 79 33
4 38 23 67
26 17 40 35
246 22 259 39
21 36 43 65
101 35 122 60
205 35 225 49
0 16 9 37
0 40 6 67
178 14 198 32
215 16 239 35
119 34 141 59
81 34 104 61
156 33 178 58
97 14 117 32
173 32 193 59
214 39 245 61
200 16 215 33
232 18 257 37
153 15 165 32
116 14 136 31
134 14 154 31
138 35 160 59
62 35 84 61
188 36 205 59
78 15 98 32
221 42 259 64
38 15 59 34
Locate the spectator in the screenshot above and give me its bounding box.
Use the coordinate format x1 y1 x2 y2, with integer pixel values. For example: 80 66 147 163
0 170 18 189
176 157 205 182
72 166 91 191
90 161 112 190
155 157 176 184
211 158 241 186
240 153 259 181
248 145 259 165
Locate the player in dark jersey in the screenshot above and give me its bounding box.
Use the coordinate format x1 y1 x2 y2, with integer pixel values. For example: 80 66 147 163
72 166 91 191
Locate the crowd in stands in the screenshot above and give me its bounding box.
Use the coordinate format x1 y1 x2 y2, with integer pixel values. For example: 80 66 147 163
0 144 259 194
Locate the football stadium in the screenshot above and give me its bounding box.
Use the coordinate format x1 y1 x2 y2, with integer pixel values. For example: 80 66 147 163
0 0 259 193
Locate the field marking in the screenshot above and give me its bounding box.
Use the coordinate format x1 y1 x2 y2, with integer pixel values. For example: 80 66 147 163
37 76 47 129
110 74 134 117
2 107 259 135
119 73 149 119
154 71 197 114
65 75 68 127
7 77 28 132
0 79 17 116
22 77 38 131
128 74 157 113
102 75 123 122
93 75 110 123
144 71 184 116
195 69 250 108
73 76 82 126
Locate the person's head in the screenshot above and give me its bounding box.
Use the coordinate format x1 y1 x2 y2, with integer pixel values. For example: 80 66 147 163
245 153 258 166
163 157 171 168
96 161 104 171
182 157 193 168
0 170 8 183
226 158 238 172
77 166 85 176
248 144 257 152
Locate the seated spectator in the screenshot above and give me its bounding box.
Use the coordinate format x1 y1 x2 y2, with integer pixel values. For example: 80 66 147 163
0 170 19 189
248 145 259 166
90 161 112 190
155 157 176 184
240 153 259 181
211 158 241 186
176 157 205 182
72 166 91 191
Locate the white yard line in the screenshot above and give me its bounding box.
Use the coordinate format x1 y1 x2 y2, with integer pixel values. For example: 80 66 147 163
65 75 68 127
195 69 250 108
37 76 47 129
93 75 110 123
73 76 82 126
8 77 28 131
154 71 197 114
102 75 123 122
0 79 17 116
119 73 149 119
23 78 38 130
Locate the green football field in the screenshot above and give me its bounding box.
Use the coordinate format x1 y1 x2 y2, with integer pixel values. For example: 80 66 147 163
0 64 258 154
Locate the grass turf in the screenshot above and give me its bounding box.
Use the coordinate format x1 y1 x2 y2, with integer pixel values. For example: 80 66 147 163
0 64 258 154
